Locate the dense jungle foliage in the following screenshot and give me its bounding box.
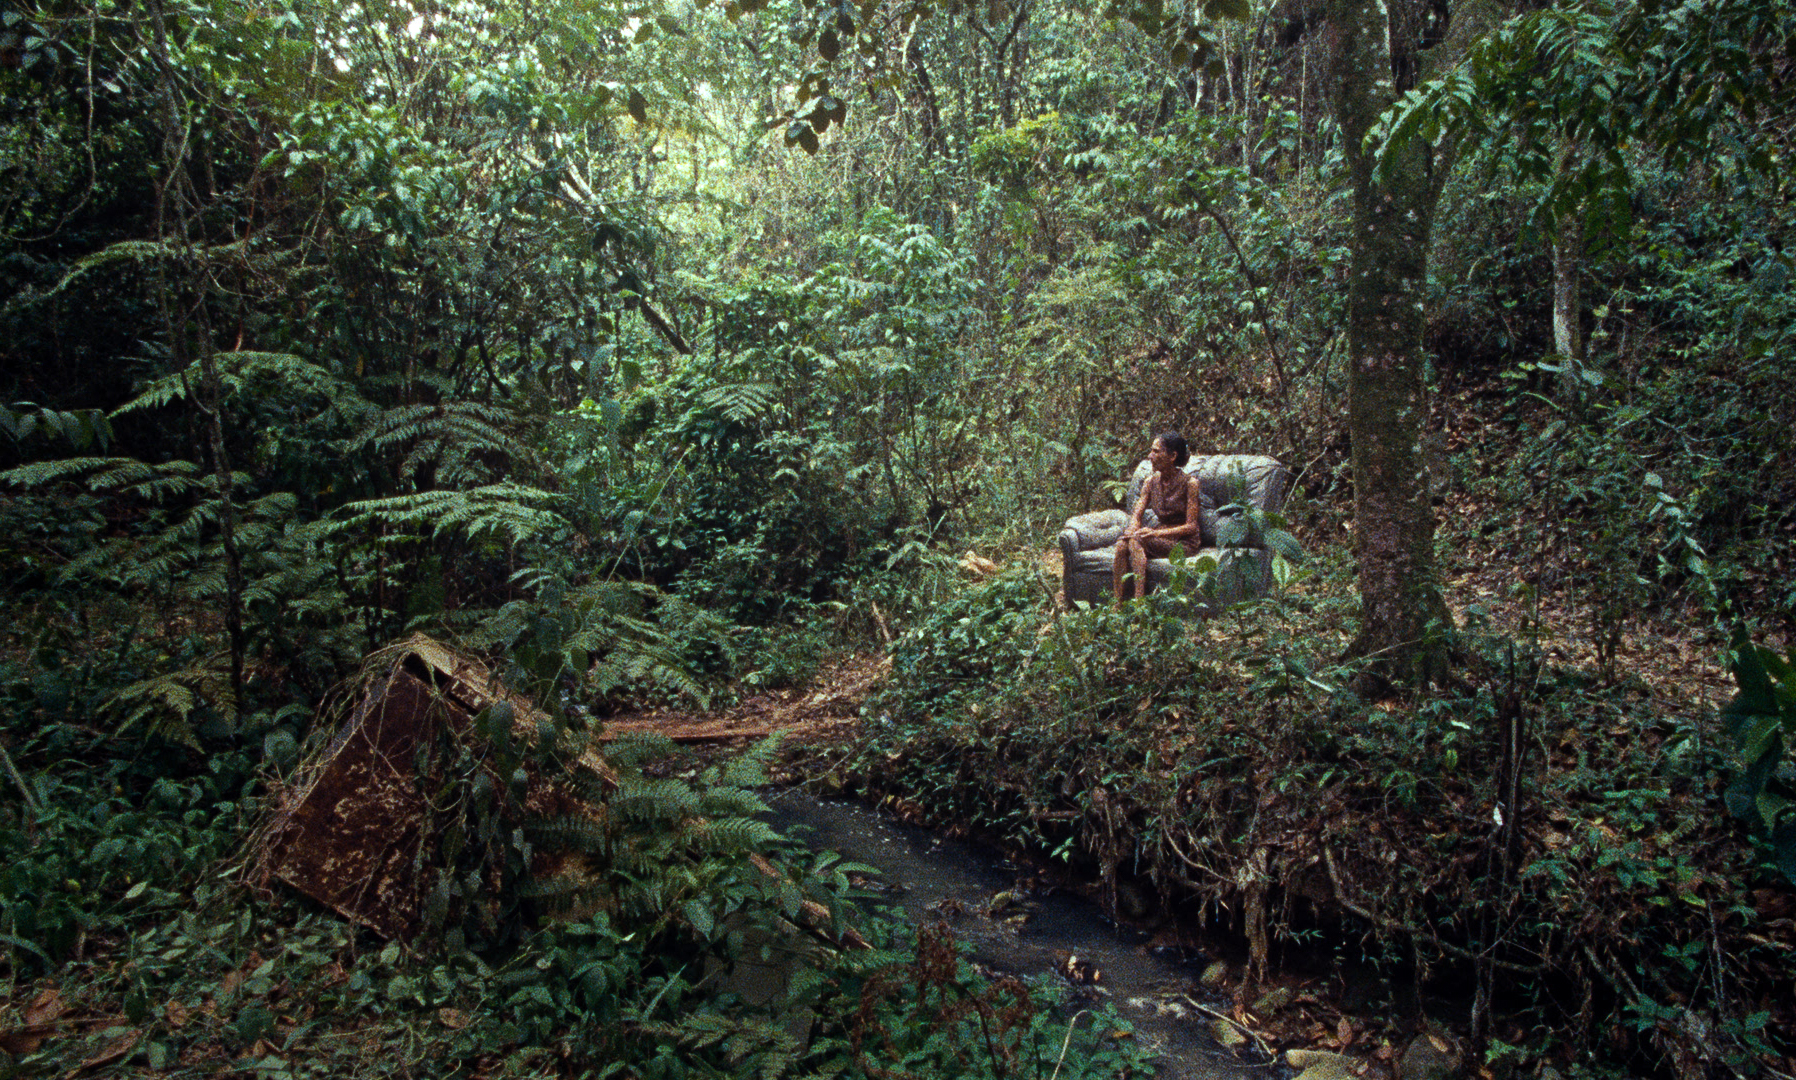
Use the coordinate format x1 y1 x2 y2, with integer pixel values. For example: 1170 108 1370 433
2 0 1794 1075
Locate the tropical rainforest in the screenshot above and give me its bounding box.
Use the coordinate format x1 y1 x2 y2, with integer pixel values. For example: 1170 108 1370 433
1 0 1793 1076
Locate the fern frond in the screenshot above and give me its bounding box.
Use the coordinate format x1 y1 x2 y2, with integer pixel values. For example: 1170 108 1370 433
614 777 700 823
104 654 236 747
558 764 613 809
689 817 779 855
598 650 712 706
355 403 440 454
353 400 545 487
697 787 770 820
830 946 911 975
718 733 783 790
0 457 204 501
526 815 610 852
603 732 677 768
697 381 778 424
1 456 115 489
338 484 566 546
115 351 370 419
21 240 179 310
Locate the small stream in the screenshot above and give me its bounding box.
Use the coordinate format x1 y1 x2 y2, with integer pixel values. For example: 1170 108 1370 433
764 790 1278 1080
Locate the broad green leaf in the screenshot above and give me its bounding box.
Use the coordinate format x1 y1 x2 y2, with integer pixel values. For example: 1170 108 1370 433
682 899 714 938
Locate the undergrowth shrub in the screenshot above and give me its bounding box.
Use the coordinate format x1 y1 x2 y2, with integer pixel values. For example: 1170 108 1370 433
1462 386 1734 676
871 566 1053 729
843 560 1792 1074
1 622 1149 1079
1724 631 1796 884
0 734 257 973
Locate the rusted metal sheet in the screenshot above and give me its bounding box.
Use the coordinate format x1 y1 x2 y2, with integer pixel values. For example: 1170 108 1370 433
252 635 865 949
260 665 441 937
254 635 612 940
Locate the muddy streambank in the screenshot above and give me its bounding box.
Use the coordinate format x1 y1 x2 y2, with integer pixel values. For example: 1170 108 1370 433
766 789 1292 1080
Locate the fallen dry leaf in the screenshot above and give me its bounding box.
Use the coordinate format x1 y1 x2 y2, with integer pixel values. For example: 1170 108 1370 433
25 988 65 1026
961 551 1001 576
66 1028 140 1078
438 1007 470 1030
0 1026 53 1056
0 988 70 1054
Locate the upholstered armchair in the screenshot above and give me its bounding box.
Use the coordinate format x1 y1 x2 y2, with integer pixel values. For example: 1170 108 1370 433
1057 454 1293 607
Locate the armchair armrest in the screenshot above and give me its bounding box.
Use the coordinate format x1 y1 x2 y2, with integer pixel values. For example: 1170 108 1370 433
1058 510 1129 605
1060 509 1130 552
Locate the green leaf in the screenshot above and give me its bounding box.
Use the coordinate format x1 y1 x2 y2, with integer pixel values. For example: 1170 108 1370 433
1757 790 1792 828
819 28 840 62
682 898 714 938
0 934 53 970
627 89 648 124
784 122 819 154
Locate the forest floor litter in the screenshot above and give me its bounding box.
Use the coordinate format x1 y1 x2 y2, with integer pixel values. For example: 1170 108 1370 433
588 537 1781 1079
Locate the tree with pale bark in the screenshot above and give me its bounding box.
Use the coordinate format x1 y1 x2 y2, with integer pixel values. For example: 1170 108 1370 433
1331 0 1499 684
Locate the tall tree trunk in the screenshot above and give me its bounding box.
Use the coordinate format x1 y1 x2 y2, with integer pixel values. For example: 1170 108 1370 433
1332 0 1492 684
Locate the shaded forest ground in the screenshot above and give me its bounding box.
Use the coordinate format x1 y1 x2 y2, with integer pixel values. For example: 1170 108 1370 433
587 377 1793 1079
1 409 1790 1080
590 563 1777 1080
3 313 1792 1080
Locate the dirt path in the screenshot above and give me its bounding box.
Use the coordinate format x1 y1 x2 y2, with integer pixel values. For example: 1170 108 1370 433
599 652 889 745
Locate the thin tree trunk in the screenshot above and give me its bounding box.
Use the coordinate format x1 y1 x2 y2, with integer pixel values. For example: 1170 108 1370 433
1552 138 1585 393
147 0 245 706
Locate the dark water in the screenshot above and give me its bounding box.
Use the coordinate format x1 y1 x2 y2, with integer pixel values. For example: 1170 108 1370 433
765 790 1275 1080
